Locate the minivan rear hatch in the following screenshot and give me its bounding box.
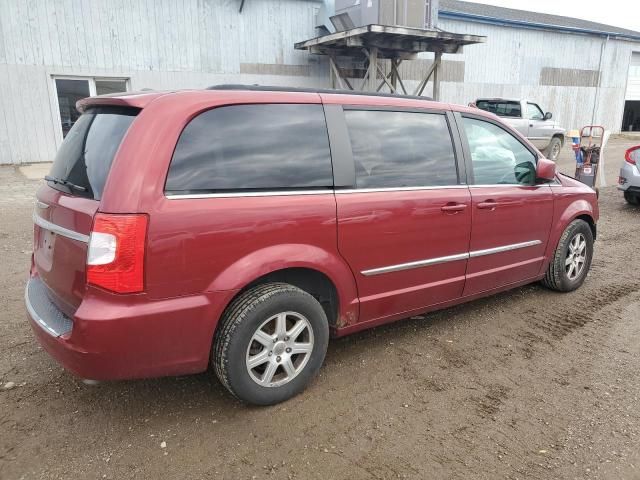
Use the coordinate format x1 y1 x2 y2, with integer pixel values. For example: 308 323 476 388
33 106 139 316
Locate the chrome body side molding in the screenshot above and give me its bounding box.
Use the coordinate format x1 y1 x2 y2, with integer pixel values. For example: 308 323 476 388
361 240 542 276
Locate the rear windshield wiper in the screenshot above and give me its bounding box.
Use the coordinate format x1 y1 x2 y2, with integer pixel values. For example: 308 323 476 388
44 175 88 192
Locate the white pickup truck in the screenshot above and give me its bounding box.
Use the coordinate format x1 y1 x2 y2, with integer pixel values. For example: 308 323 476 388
472 98 566 160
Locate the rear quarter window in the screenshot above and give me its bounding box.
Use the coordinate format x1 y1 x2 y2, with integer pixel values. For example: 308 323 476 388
476 101 522 118
48 106 138 200
165 104 333 193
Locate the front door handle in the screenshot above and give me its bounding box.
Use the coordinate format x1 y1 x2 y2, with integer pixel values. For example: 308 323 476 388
477 200 497 210
441 203 468 213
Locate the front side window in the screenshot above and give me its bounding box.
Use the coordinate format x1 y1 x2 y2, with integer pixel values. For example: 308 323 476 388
527 103 544 120
166 104 332 193
344 110 458 188
475 100 522 118
462 117 537 186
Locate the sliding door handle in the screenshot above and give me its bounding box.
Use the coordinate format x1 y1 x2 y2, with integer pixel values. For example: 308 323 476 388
441 203 468 213
477 200 497 209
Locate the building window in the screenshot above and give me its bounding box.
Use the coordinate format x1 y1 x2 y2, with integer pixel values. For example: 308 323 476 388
53 77 129 138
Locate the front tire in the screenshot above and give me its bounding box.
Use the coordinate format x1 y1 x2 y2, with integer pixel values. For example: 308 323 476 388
544 137 562 161
212 283 329 405
624 191 639 205
542 219 593 292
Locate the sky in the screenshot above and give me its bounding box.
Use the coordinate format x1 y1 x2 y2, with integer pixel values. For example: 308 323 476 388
462 0 640 32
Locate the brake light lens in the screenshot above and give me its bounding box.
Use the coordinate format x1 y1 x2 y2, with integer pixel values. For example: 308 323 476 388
625 146 640 165
87 214 148 293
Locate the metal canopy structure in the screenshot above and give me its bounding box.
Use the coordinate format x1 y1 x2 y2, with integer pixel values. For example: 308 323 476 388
295 24 485 99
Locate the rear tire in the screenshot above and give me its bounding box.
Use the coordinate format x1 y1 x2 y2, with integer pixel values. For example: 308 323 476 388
212 283 329 405
624 191 639 205
542 219 593 292
544 137 562 161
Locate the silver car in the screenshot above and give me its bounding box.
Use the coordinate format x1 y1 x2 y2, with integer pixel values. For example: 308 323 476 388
473 98 566 160
618 145 640 204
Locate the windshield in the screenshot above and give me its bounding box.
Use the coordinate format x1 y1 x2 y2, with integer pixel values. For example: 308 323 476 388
48 106 139 199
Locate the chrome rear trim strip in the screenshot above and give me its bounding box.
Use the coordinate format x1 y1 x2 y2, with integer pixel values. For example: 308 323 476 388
469 240 542 258
360 240 542 276
361 252 469 276
32 213 89 243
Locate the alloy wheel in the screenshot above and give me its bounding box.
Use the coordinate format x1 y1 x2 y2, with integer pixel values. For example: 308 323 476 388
245 311 314 387
565 233 587 280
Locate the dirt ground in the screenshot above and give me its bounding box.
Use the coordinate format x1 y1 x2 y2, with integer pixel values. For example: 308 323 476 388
1 137 640 480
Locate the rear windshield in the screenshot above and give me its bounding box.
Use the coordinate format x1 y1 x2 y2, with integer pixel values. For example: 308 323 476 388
48 106 139 199
475 100 522 118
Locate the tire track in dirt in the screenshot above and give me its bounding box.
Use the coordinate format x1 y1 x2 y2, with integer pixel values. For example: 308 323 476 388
526 282 640 341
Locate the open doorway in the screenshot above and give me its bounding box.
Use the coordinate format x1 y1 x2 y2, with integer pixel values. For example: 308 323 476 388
622 101 640 132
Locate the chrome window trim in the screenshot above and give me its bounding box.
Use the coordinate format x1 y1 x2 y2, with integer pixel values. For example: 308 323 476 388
336 185 468 194
469 184 547 188
360 240 542 276
165 186 471 199
165 189 335 199
468 240 542 258
32 213 89 243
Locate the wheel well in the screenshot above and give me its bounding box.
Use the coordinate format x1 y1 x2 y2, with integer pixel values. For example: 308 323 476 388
552 134 564 145
576 214 596 240
240 268 339 326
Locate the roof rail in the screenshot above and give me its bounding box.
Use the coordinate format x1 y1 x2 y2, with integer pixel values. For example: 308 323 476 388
206 84 434 101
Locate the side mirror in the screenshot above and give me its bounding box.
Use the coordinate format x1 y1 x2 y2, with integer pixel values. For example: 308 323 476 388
536 157 556 182
544 112 552 120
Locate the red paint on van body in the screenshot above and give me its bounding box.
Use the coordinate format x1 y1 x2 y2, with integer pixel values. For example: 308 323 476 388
28 89 598 381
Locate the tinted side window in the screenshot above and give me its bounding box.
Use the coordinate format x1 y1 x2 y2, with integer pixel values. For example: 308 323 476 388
462 117 537 185
476 101 522 118
344 110 458 188
166 104 332 193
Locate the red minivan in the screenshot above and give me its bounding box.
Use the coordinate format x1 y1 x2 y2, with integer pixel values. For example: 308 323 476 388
27 86 598 405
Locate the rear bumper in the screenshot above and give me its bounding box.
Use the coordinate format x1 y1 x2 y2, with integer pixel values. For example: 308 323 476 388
26 276 237 381
618 163 640 191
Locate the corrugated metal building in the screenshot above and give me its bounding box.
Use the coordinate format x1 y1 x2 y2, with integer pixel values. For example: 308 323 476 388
0 0 639 165
437 0 640 136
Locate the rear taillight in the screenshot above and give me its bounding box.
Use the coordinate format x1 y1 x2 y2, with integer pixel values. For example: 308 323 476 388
625 145 640 165
87 214 148 293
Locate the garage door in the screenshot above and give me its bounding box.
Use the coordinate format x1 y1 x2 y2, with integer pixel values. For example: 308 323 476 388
627 52 640 101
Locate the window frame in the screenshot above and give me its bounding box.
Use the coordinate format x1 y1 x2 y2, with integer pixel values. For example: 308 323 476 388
526 102 545 120
163 102 335 197
453 112 541 187
329 105 465 191
51 75 131 147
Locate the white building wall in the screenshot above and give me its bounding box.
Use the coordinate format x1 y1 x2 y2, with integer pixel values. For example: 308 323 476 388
0 0 328 165
1 1 639 165
436 19 640 133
